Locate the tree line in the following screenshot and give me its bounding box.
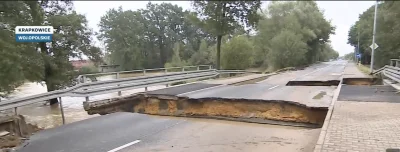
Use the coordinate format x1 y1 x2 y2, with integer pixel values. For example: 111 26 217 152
0 1 338 103
348 1 400 68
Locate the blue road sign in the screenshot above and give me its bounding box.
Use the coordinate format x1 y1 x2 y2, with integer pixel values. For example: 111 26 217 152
356 53 362 59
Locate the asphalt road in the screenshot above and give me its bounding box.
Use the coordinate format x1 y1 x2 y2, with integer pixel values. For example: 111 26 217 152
17 60 347 152
179 60 347 108
18 112 320 152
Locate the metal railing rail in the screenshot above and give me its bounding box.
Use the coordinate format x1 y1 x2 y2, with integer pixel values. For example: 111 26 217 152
374 59 400 84
0 70 218 111
77 65 213 83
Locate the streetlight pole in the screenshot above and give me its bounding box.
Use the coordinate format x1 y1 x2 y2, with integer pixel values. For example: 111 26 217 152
370 0 378 73
357 26 360 63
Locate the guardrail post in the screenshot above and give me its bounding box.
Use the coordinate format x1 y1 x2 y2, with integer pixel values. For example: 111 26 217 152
143 69 146 76
14 107 22 136
145 87 148 91
209 65 212 69
116 73 121 96
83 76 87 83
164 68 167 73
197 66 200 71
166 84 169 87
85 96 89 101
182 67 185 72
397 61 400 68
59 97 65 125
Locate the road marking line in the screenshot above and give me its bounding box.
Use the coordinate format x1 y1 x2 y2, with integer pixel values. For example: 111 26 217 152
268 85 279 90
291 64 335 81
107 140 141 152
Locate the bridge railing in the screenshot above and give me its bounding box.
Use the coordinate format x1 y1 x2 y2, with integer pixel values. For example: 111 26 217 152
375 59 400 84
76 65 213 84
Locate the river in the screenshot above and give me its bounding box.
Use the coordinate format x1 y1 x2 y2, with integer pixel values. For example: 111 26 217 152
2 75 166 129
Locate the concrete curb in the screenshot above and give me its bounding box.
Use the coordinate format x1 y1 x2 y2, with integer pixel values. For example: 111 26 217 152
313 72 344 152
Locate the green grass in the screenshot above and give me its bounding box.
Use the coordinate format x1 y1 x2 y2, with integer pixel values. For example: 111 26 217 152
357 64 372 76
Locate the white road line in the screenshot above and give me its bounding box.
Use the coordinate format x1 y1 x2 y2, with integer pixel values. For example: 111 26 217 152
268 85 279 90
107 140 141 152
291 64 335 81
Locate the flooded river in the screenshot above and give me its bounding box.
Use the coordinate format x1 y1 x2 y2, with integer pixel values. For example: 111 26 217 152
3 75 166 129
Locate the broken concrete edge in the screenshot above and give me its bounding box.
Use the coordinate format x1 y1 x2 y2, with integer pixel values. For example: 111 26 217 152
86 93 328 112
285 80 340 86
181 96 328 110
0 115 43 150
313 77 344 152
342 77 382 85
85 93 329 127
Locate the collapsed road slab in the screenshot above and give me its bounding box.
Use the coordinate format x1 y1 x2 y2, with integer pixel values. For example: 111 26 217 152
178 84 335 108
338 85 400 102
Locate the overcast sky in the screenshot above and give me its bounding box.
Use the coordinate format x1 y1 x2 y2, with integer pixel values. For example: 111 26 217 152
74 1 375 56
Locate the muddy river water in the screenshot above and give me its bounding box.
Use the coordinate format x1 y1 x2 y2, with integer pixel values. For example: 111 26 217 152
3 75 166 129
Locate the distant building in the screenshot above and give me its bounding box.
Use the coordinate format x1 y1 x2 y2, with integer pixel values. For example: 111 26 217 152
70 60 93 69
98 64 120 72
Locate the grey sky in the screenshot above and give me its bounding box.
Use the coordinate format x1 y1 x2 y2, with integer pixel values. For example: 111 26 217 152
74 1 375 56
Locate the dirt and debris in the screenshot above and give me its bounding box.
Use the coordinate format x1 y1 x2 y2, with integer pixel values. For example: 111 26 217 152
0 115 43 150
312 91 327 99
342 77 382 85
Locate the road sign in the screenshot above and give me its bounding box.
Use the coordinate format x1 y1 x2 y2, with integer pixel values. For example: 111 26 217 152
356 53 362 59
370 43 379 50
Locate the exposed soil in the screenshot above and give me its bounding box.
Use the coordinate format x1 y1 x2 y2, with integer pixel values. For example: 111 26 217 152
128 95 328 127
0 115 43 150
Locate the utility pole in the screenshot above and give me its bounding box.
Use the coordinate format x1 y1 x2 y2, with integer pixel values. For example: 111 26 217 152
370 0 378 73
357 25 360 63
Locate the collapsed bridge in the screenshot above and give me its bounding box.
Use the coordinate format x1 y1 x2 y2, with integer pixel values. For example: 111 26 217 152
84 74 344 128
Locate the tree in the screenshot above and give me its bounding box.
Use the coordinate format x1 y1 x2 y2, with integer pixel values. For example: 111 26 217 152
254 1 334 70
268 30 308 69
165 42 188 68
348 2 400 68
0 2 42 96
98 7 147 70
191 1 262 69
189 40 212 65
98 2 210 70
221 35 254 70
0 1 101 104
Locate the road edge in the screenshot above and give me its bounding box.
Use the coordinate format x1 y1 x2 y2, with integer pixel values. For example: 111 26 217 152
312 71 344 152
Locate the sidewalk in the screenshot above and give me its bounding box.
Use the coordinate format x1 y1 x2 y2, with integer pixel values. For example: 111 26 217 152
315 62 400 152
342 62 370 78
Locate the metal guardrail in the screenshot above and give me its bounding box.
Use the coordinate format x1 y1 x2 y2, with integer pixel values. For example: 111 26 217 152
77 65 213 84
0 66 261 125
374 59 400 84
0 69 218 111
